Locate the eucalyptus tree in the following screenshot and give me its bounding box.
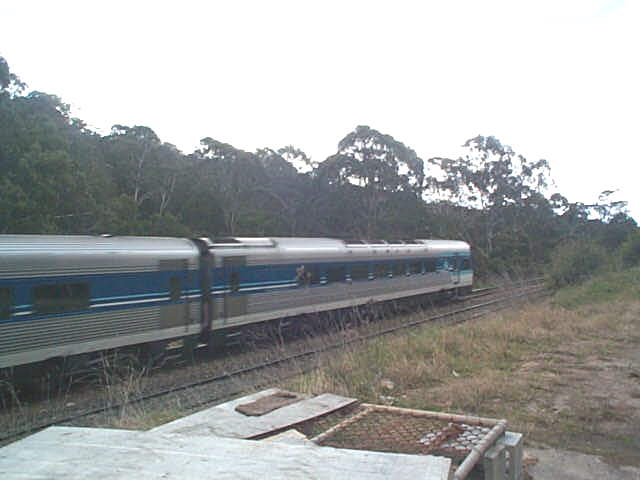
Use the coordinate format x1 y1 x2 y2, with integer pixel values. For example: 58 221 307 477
103 125 162 206
429 135 552 267
548 190 636 249
0 85 98 233
254 147 315 235
319 125 425 238
0 56 25 96
197 138 276 235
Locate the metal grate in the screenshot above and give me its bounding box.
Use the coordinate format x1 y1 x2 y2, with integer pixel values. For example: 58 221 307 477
310 405 498 461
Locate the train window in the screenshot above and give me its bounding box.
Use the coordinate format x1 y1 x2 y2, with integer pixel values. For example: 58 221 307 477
295 265 307 285
327 266 346 283
229 272 240 292
425 258 437 273
33 283 89 314
0 287 11 319
447 258 458 271
306 265 322 285
170 277 181 301
410 261 422 274
296 265 321 286
374 263 389 279
460 258 471 271
350 263 369 281
392 262 406 277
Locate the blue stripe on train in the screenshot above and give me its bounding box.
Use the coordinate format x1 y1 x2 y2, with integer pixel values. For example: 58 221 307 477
0 269 199 325
2 256 472 324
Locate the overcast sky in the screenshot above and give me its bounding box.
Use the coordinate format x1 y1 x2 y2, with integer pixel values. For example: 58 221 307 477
2 0 638 218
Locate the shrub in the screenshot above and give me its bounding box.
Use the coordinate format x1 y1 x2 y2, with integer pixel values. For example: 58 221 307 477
620 231 640 268
549 238 609 287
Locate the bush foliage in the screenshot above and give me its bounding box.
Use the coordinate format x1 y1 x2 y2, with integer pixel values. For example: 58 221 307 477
620 232 640 268
549 239 609 287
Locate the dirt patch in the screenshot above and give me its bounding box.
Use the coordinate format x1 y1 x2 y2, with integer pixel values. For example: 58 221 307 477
537 343 640 465
525 447 640 480
420 301 640 467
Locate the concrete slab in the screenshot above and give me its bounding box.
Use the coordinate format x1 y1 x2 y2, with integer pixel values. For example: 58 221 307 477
150 388 357 439
262 429 313 446
525 448 640 480
0 426 452 480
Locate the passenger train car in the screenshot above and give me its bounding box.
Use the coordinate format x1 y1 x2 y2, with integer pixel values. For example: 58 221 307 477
0 235 472 372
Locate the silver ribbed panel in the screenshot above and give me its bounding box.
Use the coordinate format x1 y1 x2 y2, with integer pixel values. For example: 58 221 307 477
189 301 201 322
0 307 162 357
246 275 447 315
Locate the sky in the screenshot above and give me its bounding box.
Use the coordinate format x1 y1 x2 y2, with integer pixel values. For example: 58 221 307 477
2 0 638 219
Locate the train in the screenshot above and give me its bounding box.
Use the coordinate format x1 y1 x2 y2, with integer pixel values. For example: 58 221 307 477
0 235 472 374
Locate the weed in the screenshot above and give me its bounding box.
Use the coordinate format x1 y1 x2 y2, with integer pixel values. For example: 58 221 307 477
554 266 640 308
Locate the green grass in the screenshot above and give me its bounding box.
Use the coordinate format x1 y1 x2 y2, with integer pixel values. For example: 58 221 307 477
553 266 640 309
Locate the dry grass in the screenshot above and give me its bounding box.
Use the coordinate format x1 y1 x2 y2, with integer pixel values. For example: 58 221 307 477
289 300 578 405
287 291 640 465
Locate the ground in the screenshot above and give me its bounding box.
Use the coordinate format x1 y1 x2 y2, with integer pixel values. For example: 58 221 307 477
414 300 640 478
289 270 640 478
522 330 640 479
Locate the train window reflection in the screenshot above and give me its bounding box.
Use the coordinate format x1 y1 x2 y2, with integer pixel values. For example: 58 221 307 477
170 277 182 301
392 262 406 277
229 272 240 292
327 266 346 283
0 287 11 319
351 263 369 281
374 263 389 279
425 259 437 272
33 283 89 314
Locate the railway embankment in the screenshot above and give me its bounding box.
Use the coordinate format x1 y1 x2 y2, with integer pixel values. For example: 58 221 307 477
288 267 640 475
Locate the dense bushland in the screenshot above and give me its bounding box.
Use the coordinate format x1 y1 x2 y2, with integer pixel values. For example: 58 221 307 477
549 239 609 287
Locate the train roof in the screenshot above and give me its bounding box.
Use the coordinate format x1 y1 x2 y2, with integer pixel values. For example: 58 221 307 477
0 235 200 278
208 237 470 260
0 235 199 253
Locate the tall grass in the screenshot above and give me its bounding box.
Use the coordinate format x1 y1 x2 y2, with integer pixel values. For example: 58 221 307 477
553 266 640 308
289 269 640 419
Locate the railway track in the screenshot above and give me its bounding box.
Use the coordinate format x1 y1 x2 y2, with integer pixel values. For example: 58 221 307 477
0 278 547 445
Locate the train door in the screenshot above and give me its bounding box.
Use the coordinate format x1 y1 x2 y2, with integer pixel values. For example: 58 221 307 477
223 256 247 321
199 251 214 339
159 259 189 329
190 238 215 346
447 253 460 285
452 254 461 285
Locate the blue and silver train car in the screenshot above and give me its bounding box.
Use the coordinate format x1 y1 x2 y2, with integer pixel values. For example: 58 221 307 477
0 235 472 371
207 237 472 331
0 235 202 370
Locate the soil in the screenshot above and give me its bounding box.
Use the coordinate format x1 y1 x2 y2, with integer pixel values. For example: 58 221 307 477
521 339 640 479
